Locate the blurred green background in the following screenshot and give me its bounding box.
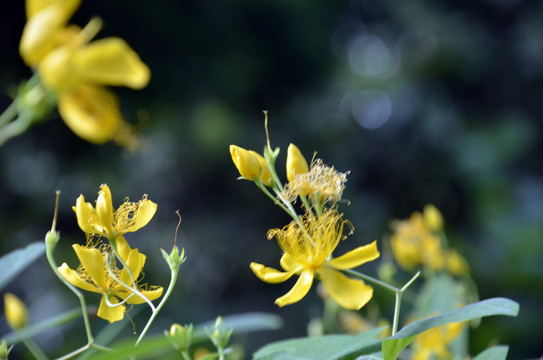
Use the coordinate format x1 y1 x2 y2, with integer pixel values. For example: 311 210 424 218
1 0 542 358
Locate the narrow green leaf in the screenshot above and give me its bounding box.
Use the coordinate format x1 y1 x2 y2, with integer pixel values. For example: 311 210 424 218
382 298 519 360
253 326 387 360
2 308 82 344
472 346 509 360
0 242 46 291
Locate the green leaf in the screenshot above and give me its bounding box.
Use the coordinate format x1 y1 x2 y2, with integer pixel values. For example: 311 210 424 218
0 242 46 291
382 297 519 360
2 308 82 344
472 346 509 360
253 326 387 360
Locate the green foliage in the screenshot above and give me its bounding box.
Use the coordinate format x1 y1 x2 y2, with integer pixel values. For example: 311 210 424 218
0 242 45 291
472 346 509 360
253 327 386 360
381 298 519 360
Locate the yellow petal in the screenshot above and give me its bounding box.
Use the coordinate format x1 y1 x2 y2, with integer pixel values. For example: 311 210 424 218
116 235 132 261
20 0 80 65
250 262 295 284
73 244 108 291
97 296 125 323
325 241 380 270
279 253 302 272
118 249 146 286
126 287 163 304
125 199 157 232
96 184 115 237
26 0 80 19
286 143 309 182
72 37 150 89
73 194 96 234
318 267 373 310
57 85 123 144
57 263 102 294
275 270 314 307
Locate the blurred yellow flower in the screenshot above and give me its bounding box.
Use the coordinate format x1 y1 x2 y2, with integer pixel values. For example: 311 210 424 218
250 209 380 310
412 322 463 360
4 293 28 330
58 236 163 323
390 211 445 271
423 204 444 231
20 0 151 147
73 184 157 241
445 250 470 276
282 158 348 205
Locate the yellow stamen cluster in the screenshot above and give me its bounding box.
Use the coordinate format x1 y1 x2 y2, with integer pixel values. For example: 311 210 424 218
282 158 349 205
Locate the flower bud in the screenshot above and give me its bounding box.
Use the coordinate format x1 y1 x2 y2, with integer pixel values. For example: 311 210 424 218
286 143 309 182
4 293 28 330
168 323 193 352
252 151 274 187
230 145 261 180
0 340 9 359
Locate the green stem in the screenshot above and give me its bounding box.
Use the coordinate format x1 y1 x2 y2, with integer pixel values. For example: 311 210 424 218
46 248 94 345
108 239 156 312
0 113 34 147
346 269 420 335
135 266 179 346
0 101 18 128
181 350 192 360
22 338 48 360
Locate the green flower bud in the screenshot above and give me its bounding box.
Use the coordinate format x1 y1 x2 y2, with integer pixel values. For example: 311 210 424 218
167 323 193 352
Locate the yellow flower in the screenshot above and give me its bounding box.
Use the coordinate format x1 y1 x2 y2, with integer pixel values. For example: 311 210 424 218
390 212 445 271
4 293 28 330
412 322 463 360
286 143 309 182
20 0 150 147
57 236 163 323
250 209 380 310
74 184 157 241
282 158 348 205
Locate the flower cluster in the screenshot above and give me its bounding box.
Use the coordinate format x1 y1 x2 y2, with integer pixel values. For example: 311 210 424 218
230 129 380 310
58 184 163 323
19 0 150 148
390 204 469 276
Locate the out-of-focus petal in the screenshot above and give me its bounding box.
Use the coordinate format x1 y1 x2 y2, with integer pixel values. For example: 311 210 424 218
73 37 150 89
275 270 314 307
318 267 373 310
57 85 122 144
250 263 295 284
326 241 380 270
279 253 302 272
97 296 125 323
26 0 80 19
57 263 101 294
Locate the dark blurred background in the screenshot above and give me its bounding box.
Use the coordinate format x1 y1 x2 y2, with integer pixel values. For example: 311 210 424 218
1 0 542 358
